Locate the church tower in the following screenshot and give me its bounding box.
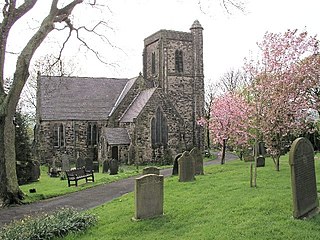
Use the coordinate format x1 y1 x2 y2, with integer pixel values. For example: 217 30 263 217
143 20 204 150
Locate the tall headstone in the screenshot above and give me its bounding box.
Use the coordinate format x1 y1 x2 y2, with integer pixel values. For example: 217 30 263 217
102 160 110 173
172 153 182 175
190 147 204 175
30 161 40 182
178 151 195 182
134 174 164 220
61 154 70 172
289 137 319 219
143 166 160 175
85 157 94 171
109 159 119 175
76 157 85 169
93 161 99 172
255 142 266 167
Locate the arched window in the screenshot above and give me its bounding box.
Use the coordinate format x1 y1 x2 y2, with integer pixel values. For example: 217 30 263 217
151 52 156 74
175 50 183 73
87 122 98 146
53 123 65 148
151 108 168 148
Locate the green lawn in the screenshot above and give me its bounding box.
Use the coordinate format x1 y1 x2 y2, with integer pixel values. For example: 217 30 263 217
61 155 320 240
20 164 142 203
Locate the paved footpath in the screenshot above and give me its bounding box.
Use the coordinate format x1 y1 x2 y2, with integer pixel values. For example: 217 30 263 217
0 152 237 227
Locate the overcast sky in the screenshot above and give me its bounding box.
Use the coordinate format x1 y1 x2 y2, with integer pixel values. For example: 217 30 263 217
6 0 320 85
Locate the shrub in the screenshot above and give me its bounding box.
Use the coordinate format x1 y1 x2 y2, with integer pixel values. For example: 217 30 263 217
0 208 97 240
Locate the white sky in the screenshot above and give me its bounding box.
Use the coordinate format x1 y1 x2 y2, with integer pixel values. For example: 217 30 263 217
5 0 320 85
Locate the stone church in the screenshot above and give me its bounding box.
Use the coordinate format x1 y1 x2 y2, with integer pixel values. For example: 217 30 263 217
35 20 205 165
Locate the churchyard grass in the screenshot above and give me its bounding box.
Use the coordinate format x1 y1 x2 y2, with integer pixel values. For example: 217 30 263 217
20 165 141 203
63 154 320 240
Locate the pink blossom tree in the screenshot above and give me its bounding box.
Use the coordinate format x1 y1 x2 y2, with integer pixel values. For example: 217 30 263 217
245 30 320 171
209 92 253 164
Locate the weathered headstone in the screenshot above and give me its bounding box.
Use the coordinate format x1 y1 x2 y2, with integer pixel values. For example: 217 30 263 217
289 137 319 219
134 174 164 220
254 141 266 156
93 161 99 172
178 151 195 182
102 160 110 173
172 153 182 175
143 166 160 175
61 154 70 172
190 147 204 175
30 161 40 182
255 155 265 167
76 157 85 169
109 159 119 175
85 157 94 171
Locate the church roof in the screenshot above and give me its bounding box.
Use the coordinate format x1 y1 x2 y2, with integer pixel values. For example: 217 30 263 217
120 88 157 123
38 76 136 121
105 128 131 145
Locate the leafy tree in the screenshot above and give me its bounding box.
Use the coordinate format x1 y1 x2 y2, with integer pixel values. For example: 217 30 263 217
209 92 252 164
0 0 107 205
245 30 320 171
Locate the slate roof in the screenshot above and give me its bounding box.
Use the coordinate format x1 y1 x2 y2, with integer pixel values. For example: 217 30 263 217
105 128 131 145
120 88 156 123
38 76 136 121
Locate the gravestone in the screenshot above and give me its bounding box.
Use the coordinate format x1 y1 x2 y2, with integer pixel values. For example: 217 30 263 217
143 166 160 175
102 160 110 173
85 157 94 171
190 147 204 175
255 155 265 167
30 161 40 182
76 157 85 169
178 151 195 182
93 161 99 172
61 154 70 172
134 174 164 220
109 159 119 175
172 153 182 175
289 137 319 219
255 142 265 167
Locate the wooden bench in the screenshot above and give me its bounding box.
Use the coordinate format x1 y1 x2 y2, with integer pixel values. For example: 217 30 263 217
65 167 95 187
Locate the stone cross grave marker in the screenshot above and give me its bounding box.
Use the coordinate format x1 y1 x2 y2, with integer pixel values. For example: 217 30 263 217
134 174 164 220
143 166 160 175
190 147 204 175
61 154 70 172
178 151 195 182
289 137 319 219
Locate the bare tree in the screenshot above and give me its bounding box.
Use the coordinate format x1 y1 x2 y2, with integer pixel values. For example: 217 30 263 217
21 55 78 119
217 69 247 93
0 0 108 205
204 81 218 150
198 0 246 15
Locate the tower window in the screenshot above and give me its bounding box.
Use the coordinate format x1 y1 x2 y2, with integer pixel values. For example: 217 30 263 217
175 50 183 73
151 52 156 74
53 123 65 148
87 122 98 146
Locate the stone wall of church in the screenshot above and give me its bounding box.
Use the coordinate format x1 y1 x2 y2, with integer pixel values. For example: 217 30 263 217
129 89 184 165
35 120 107 166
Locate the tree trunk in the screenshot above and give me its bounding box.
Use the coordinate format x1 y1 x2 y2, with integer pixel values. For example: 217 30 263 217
0 114 23 205
275 156 280 171
221 139 227 164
